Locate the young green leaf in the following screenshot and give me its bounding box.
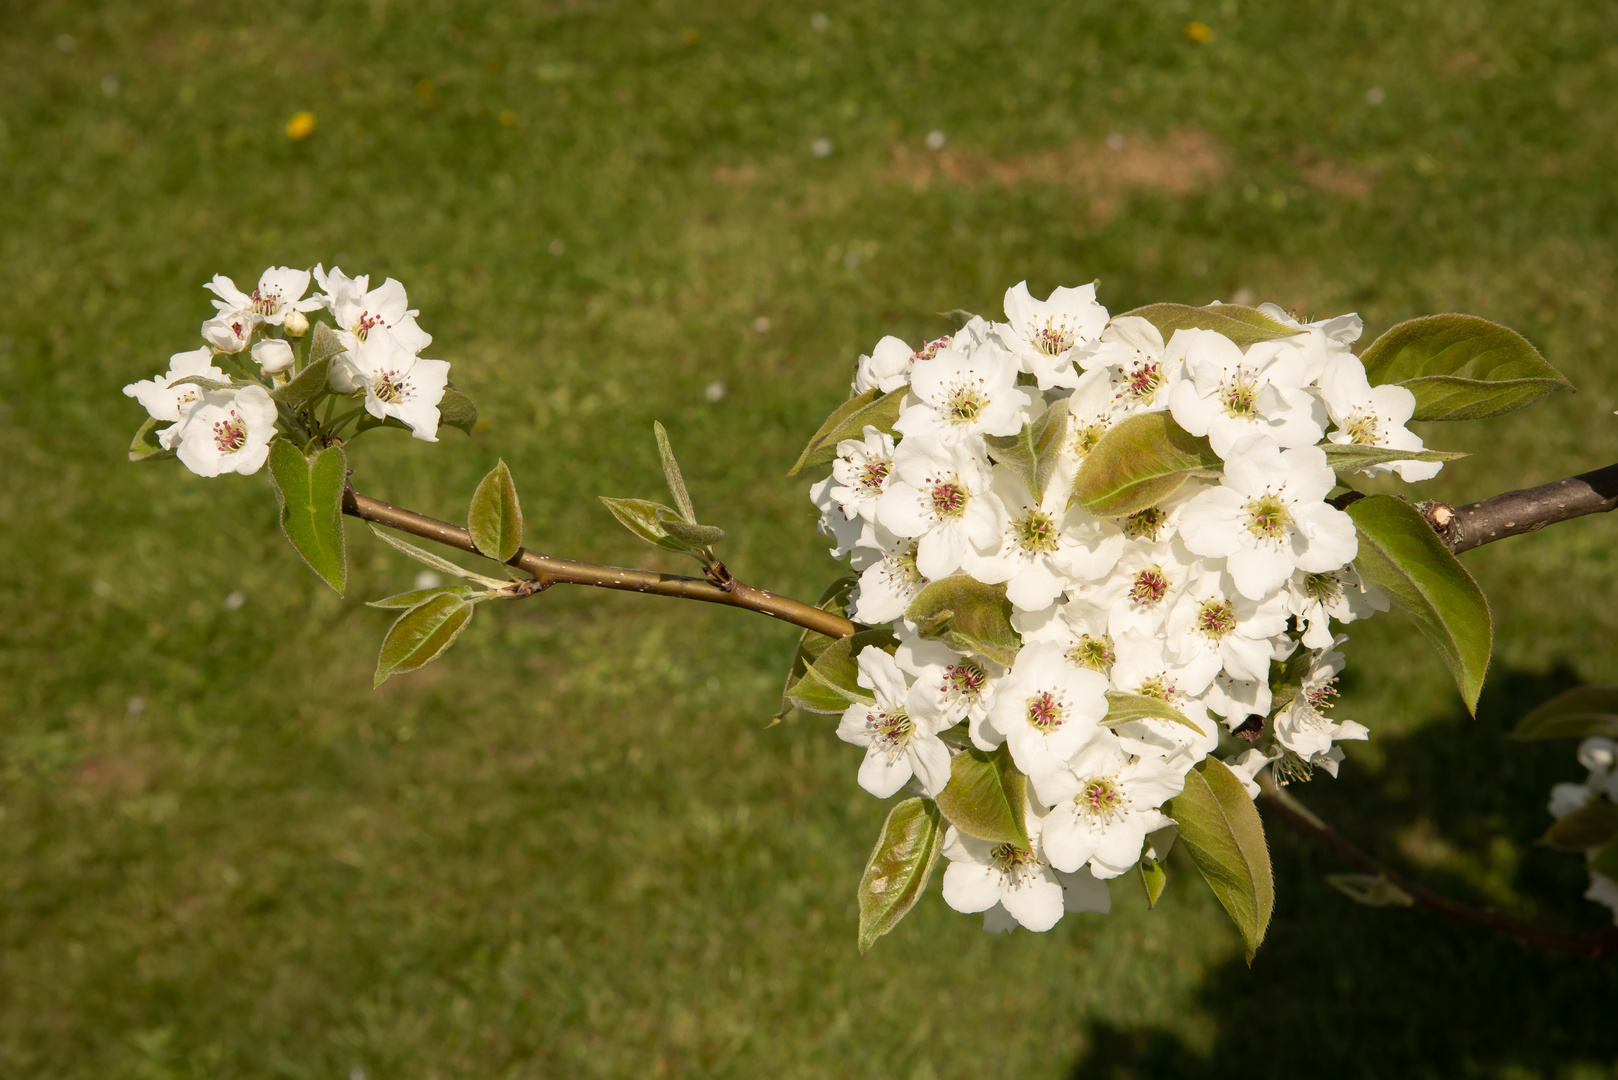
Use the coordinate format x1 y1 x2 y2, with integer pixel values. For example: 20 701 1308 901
653 421 697 524
1139 854 1168 909
269 354 334 405
935 745 1030 849
661 520 725 547
1346 495 1492 714
938 308 979 329
267 441 348 596
1266 647 1317 719
1166 757 1274 965
367 524 512 589
166 374 241 392
1319 443 1468 477
1117 302 1300 349
439 386 479 435
783 628 896 714
857 797 945 954
787 387 907 476
128 416 175 462
904 576 1021 667
373 593 475 686
1101 690 1206 735
307 321 346 366
366 585 479 609
1511 686 1618 741
1072 412 1222 518
1358 314 1574 421
468 459 525 562
1537 803 1618 853
775 573 861 722
1325 874 1414 908
985 398 1071 504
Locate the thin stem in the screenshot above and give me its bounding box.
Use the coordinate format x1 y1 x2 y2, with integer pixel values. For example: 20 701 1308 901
342 486 862 640
1257 773 1618 958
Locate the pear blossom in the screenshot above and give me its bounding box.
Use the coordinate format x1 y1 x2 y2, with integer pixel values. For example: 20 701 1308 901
1082 315 1180 415
1205 670 1272 729
854 334 946 394
205 266 322 326
1226 745 1283 799
836 647 952 798
941 814 1067 933
998 280 1108 390
1271 644 1367 762
1166 328 1325 457
895 634 1001 728
829 426 896 524
848 523 926 623
1014 596 1118 678
1060 368 1121 475
346 328 451 442
201 311 255 354
893 342 1033 445
1039 732 1186 878
1106 630 1219 764
1586 874 1618 925
875 436 1005 580
1083 537 1200 640
168 385 278 477
962 467 1124 611
251 338 296 375
1165 567 1290 690
1254 303 1363 383
1285 564 1387 650
314 264 432 355
1177 436 1357 601
812 475 865 558
1319 353 1443 481
123 347 227 422
977 642 1110 786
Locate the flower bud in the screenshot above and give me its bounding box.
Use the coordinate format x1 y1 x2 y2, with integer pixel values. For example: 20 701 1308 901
284 309 310 337
201 313 253 353
251 338 296 374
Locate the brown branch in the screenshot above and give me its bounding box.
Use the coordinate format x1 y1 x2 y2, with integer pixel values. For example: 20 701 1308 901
1438 462 1618 554
342 486 863 640
1257 774 1618 959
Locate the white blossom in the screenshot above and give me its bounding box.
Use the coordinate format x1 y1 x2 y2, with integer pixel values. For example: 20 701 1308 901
123 347 227 422
1082 315 1180 415
855 334 946 394
1271 644 1367 762
1014 596 1118 679
836 647 952 798
1083 537 1200 641
812 475 865 558
895 634 1000 728
205 266 322 327
875 436 1005 581
1039 732 1186 878
1178 436 1357 601
1106 630 1219 764
978 642 1110 785
251 338 296 374
894 342 1033 445
998 280 1108 390
941 812 1067 933
829 426 896 524
1286 565 1388 650
848 522 926 623
344 328 451 442
1319 353 1443 481
1225 746 1283 799
962 466 1124 611
1254 303 1363 383
314 264 432 355
168 384 279 478
1166 328 1325 458
1165 567 1290 692
201 311 255 354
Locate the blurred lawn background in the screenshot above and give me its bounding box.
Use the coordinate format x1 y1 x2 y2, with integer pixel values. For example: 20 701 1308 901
3 0 1618 1076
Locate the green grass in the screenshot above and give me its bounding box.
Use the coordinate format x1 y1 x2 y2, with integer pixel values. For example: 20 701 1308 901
4 0 1618 1075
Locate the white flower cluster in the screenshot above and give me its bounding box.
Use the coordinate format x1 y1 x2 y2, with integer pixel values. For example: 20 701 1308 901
123 265 449 476
1546 737 1618 925
812 281 1444 933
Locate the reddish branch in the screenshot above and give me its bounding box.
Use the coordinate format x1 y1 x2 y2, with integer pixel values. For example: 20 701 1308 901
1258 775 1618 959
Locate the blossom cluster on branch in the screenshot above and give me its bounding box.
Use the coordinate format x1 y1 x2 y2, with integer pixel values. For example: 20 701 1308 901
805 281 1451 934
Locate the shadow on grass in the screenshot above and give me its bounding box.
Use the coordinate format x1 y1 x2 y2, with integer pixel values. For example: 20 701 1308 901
1068 665 1618 1080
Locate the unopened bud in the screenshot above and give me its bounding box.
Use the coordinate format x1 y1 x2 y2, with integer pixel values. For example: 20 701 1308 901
252 338 296 374
284 309 310 337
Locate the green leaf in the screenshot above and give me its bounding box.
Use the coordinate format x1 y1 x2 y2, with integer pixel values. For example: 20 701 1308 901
128 416 174 462
938 308 978 329
904 576 1021 668
439 386 479 435
373 593 475 686
1166 757 1274 964
1511 687 1618 741
1266 647 1316 719
1590 839 1618 881
857 797 945 954
366 585 478 609
775 573 861 722
1319 442 1468 476
1347 495 1492 714
1358 314 1574 421
468 459 525 562
653 421 697 524
787 387 906 476
367 525 512 589
1538 803 1618 853
598 496 712 559
1072 412 1223 518
935 745 1030 848
1118 302 1301 349
1101 690 1206 735
985 398 1071 504
1325 874 1414 908
661 520 725 547
1139 854 1168 909
269 352 333 405
167 374 242 392
307 321 346 366
784 628 896 714
266 441 348 596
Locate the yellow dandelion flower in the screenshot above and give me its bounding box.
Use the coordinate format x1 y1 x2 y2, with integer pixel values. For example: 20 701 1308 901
499 110 517 127
285 111 317 140
1185 21 1213 44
